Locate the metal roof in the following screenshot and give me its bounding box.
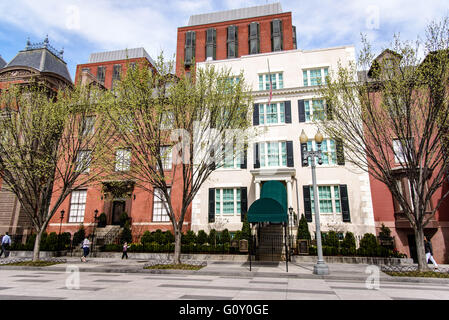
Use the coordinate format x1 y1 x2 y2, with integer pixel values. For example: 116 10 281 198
5 48 72 83
187 2 283 26
88 47 155 66
0 55 6 69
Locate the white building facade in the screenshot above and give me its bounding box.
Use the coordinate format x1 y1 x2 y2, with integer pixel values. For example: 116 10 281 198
191 46 376 241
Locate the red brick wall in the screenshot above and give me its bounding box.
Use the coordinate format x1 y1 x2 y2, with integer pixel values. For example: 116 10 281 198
176 12 294 75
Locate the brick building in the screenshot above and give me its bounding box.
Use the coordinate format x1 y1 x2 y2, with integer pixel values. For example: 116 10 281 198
46 48 191 242
361 50 449 263
176 2 296 75
0 37 72 240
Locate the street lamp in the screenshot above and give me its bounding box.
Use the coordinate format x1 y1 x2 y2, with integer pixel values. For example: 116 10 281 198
91 209 99 257
288 207 294 258
58 210 65 251
300 129 329 275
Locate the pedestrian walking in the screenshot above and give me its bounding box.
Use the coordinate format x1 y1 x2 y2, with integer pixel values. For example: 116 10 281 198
81 236 90 262
424 237 439 270
1 232 11 258
122 242 128 259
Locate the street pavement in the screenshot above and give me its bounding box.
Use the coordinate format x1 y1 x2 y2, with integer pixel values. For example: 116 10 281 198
0 258 449 300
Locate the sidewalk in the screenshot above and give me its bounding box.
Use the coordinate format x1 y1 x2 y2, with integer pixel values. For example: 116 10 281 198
2 257 449 284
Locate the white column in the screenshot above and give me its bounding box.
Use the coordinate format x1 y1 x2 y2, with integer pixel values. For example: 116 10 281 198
287 180 293 209
255 181 261 200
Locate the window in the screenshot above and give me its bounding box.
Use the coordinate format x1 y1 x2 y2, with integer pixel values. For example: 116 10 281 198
205 28 216 60
310 186 342 214
258 73 283 91
271 19 283 52
227 25 238 58
153 188 171 222
160 112 174 130
307 139 337 165
76 150 92 173
292 26 297 49
258 102 285 125
68 190 87 223
184 31 196 66
160 146 172 170
115 148 131 172
304 99 326 121
81 116 95 136
248 22 260 54
393 139 412 163
97 66 106 83
303 67 328 86
222 141 241 169
215 188 241 215
259 141 287 167
112 64 121 89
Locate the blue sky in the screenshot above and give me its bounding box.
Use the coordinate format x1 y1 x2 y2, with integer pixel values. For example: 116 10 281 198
0 0 447 80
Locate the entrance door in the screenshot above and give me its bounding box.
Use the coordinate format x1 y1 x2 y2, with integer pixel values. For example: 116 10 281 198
112 201 126 225
407 234 418 263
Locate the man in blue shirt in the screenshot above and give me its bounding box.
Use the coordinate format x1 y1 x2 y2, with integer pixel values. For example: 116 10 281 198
0 232 11 258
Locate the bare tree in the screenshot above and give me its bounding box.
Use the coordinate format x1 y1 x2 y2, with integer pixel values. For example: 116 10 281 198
103 55 254 264
318 18 449 271
0 83 113 261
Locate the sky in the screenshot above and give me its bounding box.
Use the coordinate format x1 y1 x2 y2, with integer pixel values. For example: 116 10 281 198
0 0 447 81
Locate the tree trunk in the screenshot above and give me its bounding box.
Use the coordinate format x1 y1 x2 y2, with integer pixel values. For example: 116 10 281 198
33 229 44 262
414 225 428 271
173 229 182 264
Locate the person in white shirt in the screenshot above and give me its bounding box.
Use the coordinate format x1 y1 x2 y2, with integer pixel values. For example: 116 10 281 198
0 232 11 258
81 237 90 262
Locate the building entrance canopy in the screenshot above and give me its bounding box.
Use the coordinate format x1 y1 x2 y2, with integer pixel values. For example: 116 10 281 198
247 181 288 223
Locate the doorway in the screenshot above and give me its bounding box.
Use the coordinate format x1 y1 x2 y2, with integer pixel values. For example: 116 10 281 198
407 234 418 263
112 200 126 225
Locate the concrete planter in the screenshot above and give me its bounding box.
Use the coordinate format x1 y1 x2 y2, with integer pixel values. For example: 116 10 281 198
292 255 413 265
91 252 250 261
9 250 69 258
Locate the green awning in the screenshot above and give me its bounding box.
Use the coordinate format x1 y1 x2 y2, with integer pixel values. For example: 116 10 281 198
247 181 288 223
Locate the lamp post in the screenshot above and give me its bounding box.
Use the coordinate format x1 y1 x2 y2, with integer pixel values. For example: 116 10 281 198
288 207 294 259
300 129 329 275
57 210 65 252
91 209 98 257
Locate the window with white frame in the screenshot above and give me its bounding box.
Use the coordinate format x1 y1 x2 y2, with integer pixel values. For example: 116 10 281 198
215 188 241 215
307 139 337 165
303 67 328 86
310 186 341 214
160 146 172 170
259 141 287 167
115 148 131 171
76 150 92 173
258 102 285 125
304 99 326 121
81 116 95 136
393 138 412 163
258 73 283 91
68 190 87 223
153 187 171 222
223 142 241 169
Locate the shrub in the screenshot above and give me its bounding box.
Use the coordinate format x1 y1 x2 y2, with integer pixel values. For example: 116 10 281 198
25 234 37 251
140 231 153 245
44 232 59 251
297 214 311 240
152 229 164 244
119 212 129 227
241 218 251 241
163 230 174 244
324 231 340 249
58 232 72 250
182 230 196 244
72 225 85 246
233 230 242 241
120 222 132 244
208 229 217 246
341 232 356 250
220 229 231 244
197 230 208 245
358 233 379 257
98 213 107 228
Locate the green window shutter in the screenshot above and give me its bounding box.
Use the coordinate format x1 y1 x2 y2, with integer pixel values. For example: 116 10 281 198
253 103 259 125
303 186 312 222
209 188 215 223
340 185 350 222
254 143 260 169
284 100 291 123
240 187 248 222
